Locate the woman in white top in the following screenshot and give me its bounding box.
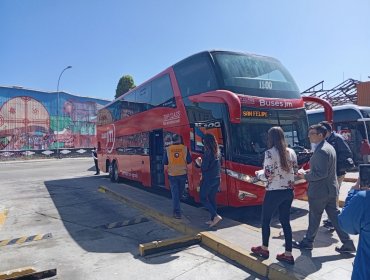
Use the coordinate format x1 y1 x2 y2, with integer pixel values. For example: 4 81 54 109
251 126 298 265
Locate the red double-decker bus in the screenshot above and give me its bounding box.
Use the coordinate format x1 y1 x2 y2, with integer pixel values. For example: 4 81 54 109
97 50 313 207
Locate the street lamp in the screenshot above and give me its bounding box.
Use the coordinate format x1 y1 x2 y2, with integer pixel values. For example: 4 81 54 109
56 66 72 158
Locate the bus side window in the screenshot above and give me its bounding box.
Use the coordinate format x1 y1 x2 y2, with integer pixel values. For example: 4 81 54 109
151 74 175 107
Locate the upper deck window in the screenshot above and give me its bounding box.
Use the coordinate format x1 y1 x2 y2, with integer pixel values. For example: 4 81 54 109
213 52 300 99
174 53 218 97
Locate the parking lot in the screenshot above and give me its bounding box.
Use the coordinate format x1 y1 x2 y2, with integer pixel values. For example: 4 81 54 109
0 158 262 279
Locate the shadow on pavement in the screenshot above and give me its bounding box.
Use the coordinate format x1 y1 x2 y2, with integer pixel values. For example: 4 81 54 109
43 175 181 255
293 249 354 277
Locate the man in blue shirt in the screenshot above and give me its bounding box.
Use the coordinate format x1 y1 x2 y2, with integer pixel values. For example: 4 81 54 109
338 180 370 279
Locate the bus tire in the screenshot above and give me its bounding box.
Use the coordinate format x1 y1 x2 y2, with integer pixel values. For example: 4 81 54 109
109 162 115 182
110 162 120 183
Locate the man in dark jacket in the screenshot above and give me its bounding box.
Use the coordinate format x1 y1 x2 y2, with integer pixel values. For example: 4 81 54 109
320 121 354 230
320 121 354 185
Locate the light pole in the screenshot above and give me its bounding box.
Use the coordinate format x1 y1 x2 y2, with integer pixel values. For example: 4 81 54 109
56 66 72 158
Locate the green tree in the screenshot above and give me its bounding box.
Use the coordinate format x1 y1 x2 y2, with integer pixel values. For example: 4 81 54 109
115 75 135 99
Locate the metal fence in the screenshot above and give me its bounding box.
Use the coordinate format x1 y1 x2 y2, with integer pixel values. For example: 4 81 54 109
0 147 95 160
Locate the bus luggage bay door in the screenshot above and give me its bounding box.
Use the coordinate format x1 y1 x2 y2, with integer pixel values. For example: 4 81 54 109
149 130 165 187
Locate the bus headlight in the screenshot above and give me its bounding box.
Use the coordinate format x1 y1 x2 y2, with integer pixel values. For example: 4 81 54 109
226 169 256 183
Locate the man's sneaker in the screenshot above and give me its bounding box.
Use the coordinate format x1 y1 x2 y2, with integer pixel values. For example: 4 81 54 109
292 239 313 250
335 242 356 254
173 213 182 219
276 253 295 265
323 220 334 230
205 220 212 225
209 215 222 227
251 246 269 259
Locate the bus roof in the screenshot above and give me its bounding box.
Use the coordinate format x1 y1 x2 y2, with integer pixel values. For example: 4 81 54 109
101 50 282 110
173 50 280 67
307 104 370 114
307 104 370 123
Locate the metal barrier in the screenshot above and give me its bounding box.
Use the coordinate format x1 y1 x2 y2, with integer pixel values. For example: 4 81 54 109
0 148 94 161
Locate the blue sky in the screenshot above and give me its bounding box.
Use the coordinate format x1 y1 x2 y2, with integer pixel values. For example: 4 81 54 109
1 0 369 100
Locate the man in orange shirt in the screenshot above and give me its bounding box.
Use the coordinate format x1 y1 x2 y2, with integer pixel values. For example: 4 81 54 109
163 134 192 219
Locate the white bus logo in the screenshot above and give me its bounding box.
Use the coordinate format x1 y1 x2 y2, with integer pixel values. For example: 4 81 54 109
106 124 115 154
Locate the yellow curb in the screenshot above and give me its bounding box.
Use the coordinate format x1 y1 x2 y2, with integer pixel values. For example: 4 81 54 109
201 231 269 277
139 234 201 256
0 267 35 280
0 209 8 227
343 177 357 183
98 186 106 193
201 232 311 280
101 185 310 280
99 186 200 235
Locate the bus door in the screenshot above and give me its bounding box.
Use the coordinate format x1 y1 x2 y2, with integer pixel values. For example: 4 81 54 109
191 120 229 206
149 129 165 187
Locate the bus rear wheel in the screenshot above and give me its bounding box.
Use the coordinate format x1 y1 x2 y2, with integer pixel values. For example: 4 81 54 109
110 162 119 182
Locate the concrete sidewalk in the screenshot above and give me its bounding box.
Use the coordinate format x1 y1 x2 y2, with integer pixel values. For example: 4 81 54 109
99 178 358 280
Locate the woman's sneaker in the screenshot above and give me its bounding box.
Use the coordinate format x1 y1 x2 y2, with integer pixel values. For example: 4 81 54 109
251 246 269 259
276 253 295 265
209 215 222 227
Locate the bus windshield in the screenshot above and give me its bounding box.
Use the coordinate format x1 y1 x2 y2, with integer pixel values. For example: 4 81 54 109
360 108 370 119
359 108 370 140
213 52 300 99
231 108 309 166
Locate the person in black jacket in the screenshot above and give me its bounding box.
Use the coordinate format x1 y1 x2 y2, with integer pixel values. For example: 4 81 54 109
320 122 354 185
195 133 222 228
92 147 100 175
320 121 354 230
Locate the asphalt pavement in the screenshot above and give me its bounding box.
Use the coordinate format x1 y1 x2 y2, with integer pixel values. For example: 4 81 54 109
0 158 262 280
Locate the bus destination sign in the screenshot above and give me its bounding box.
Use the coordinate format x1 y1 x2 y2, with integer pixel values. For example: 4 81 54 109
242 110 269 118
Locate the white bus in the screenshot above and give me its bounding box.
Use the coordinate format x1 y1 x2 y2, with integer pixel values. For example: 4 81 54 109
307 104 370 163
